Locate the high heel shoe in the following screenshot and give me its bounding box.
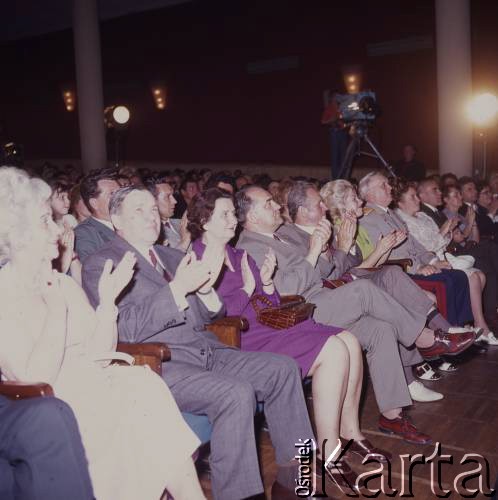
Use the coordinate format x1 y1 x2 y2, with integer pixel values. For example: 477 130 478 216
316 456 363 494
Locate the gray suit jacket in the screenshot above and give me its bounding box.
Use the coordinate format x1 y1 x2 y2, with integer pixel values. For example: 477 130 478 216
237 228 323 299
82 235 229 366
75 217 116 262
359 203 435 273
277 223 359 280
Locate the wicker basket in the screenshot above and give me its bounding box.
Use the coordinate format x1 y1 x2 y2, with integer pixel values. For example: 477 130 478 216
250 294 315 330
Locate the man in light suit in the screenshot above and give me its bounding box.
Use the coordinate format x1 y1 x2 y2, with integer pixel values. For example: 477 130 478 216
145 176 191 251
358 172 473 327
278 181 462 403
82 186 314 500
235 185 474 446
74 168 121 261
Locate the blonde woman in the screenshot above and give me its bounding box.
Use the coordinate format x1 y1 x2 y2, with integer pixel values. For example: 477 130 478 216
0 167 204 500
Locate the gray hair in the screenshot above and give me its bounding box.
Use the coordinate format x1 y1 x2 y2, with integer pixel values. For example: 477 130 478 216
0 166 52 266
109 185 147 216
320 180 355 220
286 181 315 222
358 171 384 200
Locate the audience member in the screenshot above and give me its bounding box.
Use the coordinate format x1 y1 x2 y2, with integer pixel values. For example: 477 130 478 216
173 175 199 218
394 144 426 181
235 185 472 445
188 188 390 492
476 180 498 240
204 172 236 194
69 183 91 223
0 395 94 500
145 176 191 251
394 181 493 341
75 168 120 261
441 173 459 188
358 172 473 327
82 186 315 500
0 167 204 500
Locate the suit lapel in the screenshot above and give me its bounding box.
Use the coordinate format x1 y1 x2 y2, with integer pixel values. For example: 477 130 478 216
113 237 167 287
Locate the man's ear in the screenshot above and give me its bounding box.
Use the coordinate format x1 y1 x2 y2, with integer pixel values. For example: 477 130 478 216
247 208 258 225
89 197 98 214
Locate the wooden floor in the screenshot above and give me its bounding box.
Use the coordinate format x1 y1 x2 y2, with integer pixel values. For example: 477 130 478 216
200 344 498 499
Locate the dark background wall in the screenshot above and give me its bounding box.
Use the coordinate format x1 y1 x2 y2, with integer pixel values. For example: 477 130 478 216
1 0 497 172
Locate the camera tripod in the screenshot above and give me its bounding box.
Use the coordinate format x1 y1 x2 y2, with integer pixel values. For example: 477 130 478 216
336 122 396 180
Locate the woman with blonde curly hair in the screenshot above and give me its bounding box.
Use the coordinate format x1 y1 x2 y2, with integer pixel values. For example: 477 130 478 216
0 167 205 500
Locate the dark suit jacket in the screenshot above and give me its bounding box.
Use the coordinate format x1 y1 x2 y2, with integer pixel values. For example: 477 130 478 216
75 217 116 262
82 235 230 366
419 203 448 229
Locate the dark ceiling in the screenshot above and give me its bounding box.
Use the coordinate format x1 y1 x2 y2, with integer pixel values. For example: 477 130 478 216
1 0 191 41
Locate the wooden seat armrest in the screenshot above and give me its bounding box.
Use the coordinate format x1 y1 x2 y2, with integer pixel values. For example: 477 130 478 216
0 381 54 400
385 258 413 272
117 342 171 362
116 342 171 375
322 279 347 289
205 316 248 348
279 295 305 305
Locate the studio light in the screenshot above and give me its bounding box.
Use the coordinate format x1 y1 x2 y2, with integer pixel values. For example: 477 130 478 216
466 93 498 127
104 105 131 168
104 105 130 129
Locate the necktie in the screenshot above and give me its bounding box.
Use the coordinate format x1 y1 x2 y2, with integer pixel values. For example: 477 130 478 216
149 249 171 281
164 221 172 229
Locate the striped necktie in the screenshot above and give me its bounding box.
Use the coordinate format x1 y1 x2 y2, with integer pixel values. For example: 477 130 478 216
149 249 172 281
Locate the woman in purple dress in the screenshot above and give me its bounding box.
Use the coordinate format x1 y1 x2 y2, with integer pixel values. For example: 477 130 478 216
187 188 390 492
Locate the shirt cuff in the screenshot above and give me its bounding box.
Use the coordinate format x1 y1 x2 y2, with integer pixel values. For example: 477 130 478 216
197 288 223 312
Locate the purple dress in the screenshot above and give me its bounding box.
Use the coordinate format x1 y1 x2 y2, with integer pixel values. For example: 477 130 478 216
193 240 343 376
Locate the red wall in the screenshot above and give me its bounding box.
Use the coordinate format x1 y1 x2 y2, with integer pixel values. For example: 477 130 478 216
0 0 496 172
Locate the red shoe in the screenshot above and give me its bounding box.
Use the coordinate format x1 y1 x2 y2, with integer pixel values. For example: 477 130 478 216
418 329 475 361
378 413 433 445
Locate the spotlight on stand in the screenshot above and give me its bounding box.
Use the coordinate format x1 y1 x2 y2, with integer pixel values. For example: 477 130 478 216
104 105 130 167
467 93 498 179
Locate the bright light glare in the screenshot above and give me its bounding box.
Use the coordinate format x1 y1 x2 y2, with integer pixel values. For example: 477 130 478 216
113 106 130 124
467 93 498 126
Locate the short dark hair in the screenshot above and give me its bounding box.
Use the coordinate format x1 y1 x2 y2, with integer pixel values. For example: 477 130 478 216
391 178 417 207
287 181 315 222
205 173 235 192
186 188 233 240
80 168 118 213
46 177 72 195
235 184 257 226
143 175 173 198
442 184 460 200
458 176 475 190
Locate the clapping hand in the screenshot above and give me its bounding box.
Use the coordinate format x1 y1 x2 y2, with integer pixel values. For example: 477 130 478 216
376 231 397 255
241 251 256 296
336 212 356 253
260 248 277 285
197 242 225 294
98 252 137 306
393 229 407 247
58 225 75 274
171 252 211 296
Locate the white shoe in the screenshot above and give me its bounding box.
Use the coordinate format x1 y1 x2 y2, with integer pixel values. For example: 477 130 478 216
479 332 498 346
408 381 444 402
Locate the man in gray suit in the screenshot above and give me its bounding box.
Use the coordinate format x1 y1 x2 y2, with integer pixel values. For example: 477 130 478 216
235 185 474 446
278 181 462 403
145 176 191 251
74 169 121 261
82 186 314 500
358 172 474 327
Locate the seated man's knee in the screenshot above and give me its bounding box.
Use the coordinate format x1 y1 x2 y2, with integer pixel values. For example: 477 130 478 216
223 381 257 414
